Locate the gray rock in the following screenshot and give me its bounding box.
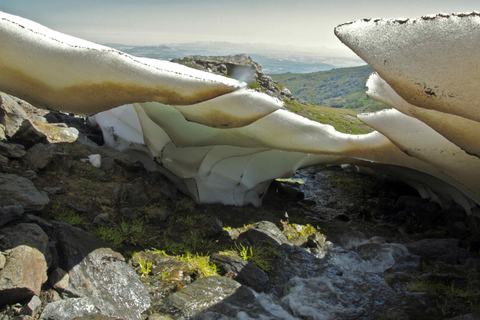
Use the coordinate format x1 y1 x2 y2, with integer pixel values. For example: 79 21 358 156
51 222 150 319
237 221 289 247
449 313 480 320
20 295 42 316
21 170 37 180
166 276 245 318
0 205 24 227
92 213 109 225
0 253 5 269
50 268 69 291
0 92 29 139
0 245 48 305
51 152 73 172
23 143 57 171
0 223 49 255
43 186 64 195
0 154 9 173
127 180 149 206
9 120 47 148
405 238 473 265
201 217 224 238
0 142 26 159
0 174 50 211
211 253 269 292
41 297 100 320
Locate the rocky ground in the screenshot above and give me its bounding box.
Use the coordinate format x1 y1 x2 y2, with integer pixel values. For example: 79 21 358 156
1 87 480 320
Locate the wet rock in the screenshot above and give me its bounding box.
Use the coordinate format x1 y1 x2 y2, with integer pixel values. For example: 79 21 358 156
0 245 48 305
49 268 69 291
0 223 49 255
9 120 47 148
19 295 42 317
211 253 269 292
165 276 247 318
51 222 150 319
237 221 289 247
0 142 26 159
23 143 57 171
41 297 100 320
0 174 50 211
0 205 24 227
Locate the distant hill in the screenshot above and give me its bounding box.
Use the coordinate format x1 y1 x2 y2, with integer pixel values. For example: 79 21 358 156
270 66 389 112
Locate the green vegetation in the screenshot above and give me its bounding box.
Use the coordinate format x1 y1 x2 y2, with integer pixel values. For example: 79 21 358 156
271 65 389 112
233 242 281 273
93 219 146 248
284 99 373 134
180 252 219 277
281 222 319 240
49 203 84 226
138 259 153 277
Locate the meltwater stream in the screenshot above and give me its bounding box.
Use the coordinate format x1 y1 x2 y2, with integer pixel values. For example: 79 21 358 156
193 168 424 320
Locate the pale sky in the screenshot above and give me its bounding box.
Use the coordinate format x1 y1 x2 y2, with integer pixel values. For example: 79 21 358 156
1 0 479 55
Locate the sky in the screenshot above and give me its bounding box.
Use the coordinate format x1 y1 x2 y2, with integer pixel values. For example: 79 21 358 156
1 0 479 56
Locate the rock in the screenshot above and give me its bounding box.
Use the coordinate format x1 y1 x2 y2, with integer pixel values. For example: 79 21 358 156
143 207 171 224
23 143 57 171
51 152 73 171
41 297 100 320
9 120 47 148
0 92 29 139
165 276 248 318
237 221 289 247
43 186 64 195
0 142 26 159
0 254 5 269
19 295 42 317
21 170 37 180
0 154 9 173
449 314 480 320
50 222 150 319
0 223 49 255
127 180 149 206
0 245 48 305
0 174 50 211
201 217 224 238
405 238 473 265
92 213 109 225
0 205 24 227
119 207 138 220
211 253 269 292
394 195 427 210
49 268 69 291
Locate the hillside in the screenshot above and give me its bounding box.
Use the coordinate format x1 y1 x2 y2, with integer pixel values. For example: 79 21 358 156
271 65 390 112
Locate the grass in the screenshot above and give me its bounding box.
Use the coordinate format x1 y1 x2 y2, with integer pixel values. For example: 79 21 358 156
284 99 373 134
49 203 84 226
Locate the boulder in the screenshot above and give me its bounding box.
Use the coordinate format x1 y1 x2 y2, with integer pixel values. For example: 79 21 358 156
23 143 57 171
211 253 269 292
165 276 251 318
50 222 150 320
0 141 26 159
0 223 49 255
0 205 24 227
0 92 29 139
0 174 50 211
9 120 47 148
41 297 101 320
0 245 48 305
237 221 289 247
19 295 42 317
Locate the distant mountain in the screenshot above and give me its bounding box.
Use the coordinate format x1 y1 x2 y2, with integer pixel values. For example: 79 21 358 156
106 42 363 74
270 66 389 112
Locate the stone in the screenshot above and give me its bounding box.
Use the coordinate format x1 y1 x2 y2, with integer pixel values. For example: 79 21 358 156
127 180 149 206
0 245 48 305
0 223 49 255
50 222 150 319
0 174 50 211
23 143 57 171
0 142 26 159
0 92 29 139
21 170 37 180
19 295 42 316
40 297 100 320
0 253 5 269
119 207 138 220
405 238 473 265
201 217 224 238
92 213 109 225
9 120 47 149
50 268 69 291
51 152 73 171
0 205 24 227
43 186 64 195
166 276 247 318
211 253 269 292
237 221 289 247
